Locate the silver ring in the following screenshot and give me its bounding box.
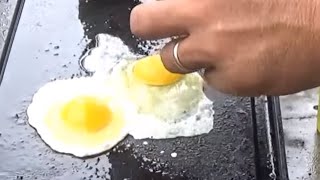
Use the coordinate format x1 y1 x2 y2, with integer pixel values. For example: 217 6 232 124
173 41 191 72
173 41 206 76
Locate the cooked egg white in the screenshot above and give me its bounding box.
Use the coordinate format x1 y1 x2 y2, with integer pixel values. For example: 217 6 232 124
27 77 135 157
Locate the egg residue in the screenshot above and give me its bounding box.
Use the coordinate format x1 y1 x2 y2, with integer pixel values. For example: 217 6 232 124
27 77 135 157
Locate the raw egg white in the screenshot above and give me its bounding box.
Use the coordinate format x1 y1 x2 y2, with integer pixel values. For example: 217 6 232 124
27 76 136 157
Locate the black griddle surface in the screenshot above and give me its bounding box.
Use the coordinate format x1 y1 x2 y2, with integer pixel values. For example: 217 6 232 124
0 0 271 179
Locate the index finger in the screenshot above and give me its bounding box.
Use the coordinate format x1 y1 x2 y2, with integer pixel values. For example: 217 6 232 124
130 0 190 40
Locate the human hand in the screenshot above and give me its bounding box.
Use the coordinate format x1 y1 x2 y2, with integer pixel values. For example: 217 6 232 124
130 0 320 96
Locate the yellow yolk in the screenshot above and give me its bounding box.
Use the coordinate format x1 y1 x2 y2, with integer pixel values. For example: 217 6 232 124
60 96 112 133
132 54 184 86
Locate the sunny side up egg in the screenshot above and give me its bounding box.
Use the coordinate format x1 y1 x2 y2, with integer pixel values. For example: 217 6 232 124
27 77 136 157
104 54 215 139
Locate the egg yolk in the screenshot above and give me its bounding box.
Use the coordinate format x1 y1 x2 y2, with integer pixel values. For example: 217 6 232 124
132 54 184 86
60 96 112 133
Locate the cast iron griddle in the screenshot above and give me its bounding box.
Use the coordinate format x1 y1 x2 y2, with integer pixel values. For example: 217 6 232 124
0 0 288 179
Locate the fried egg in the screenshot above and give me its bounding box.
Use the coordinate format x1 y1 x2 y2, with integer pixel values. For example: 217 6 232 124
98 53 214 139
27 77 135 157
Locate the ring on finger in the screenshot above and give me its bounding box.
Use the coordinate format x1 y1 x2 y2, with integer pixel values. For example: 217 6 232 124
173 41 192 72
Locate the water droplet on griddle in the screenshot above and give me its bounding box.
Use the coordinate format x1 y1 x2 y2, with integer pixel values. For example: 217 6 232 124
143 141 148 145
171 152 177 158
